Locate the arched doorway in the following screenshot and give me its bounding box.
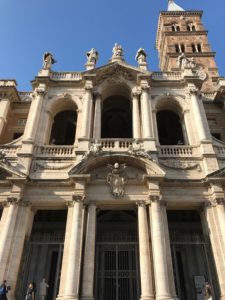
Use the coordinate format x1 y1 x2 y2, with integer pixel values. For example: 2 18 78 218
49 110 77 145
101 96 132 138
95 210 140 300
157 110 185 145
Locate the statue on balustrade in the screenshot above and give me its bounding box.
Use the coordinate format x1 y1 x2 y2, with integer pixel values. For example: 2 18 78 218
112 43 123 58
86 48 99 64
135 48 147 64
107 163 127 197
43 52 56 69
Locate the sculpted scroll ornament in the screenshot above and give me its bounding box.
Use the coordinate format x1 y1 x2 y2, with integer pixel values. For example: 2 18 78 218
107 163 127 198
128 140 152 160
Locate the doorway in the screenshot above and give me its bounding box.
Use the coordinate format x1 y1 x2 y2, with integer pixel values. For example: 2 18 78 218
95 210 140 300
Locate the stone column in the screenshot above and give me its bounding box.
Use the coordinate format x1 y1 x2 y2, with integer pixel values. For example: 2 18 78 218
57 195 85 300
201 198 225 300
140 85 152 138
149 196 173 300
6 201 34 300
23 85 46 142
132 89 141 139
81 203 97 300
161 204 178 299
0 98 10 137
189 88 209 142
152 109 159 144
137 202 154 300
0 198 20 282
81 81 93 138
93 94 102 140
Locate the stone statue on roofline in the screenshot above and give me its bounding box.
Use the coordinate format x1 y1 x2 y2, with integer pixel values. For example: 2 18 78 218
135 48 148 70
43 52 56 70
86 48 99 64
110 43 124 62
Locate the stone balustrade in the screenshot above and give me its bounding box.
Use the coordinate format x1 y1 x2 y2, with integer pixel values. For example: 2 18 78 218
214 146 225 158
34 145 75 158
100 139 133 150
51 72 82 81
0 145 21 158
151 72 182 81
158 145 199 157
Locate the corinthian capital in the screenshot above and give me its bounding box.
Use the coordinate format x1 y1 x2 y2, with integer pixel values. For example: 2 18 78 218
85 81 93 91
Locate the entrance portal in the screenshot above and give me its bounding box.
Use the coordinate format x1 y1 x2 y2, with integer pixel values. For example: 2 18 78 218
95 210 140 300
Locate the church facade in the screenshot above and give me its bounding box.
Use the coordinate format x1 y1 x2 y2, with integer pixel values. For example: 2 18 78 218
1 1 225 299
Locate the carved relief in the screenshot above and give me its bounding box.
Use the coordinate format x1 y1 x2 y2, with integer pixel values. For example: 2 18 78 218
107 163 127 197
159 159 201 171
33 161 74 172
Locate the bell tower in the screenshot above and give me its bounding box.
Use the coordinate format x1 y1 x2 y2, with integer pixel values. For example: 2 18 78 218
156 0 219 91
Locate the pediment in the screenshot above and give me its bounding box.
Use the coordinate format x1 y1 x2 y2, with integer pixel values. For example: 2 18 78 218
69 153 165 180
83 61 150 86
0 161 27 181
207 167 225 180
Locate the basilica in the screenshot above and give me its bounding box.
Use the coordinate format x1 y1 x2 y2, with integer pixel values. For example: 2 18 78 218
0 1 225 299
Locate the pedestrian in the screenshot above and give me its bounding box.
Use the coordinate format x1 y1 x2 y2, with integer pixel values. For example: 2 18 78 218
39 278 49 300
25 283 35 300
32 282 36 300
0 280 8 300
204 281 213 300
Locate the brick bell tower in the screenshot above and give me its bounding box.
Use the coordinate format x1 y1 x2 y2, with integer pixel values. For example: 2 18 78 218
156 0 219 92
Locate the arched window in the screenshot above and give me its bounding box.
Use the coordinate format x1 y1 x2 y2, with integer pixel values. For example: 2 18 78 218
197 44 202 52
157 110 185 145
101 95 132 138
172 24 180 32
50 110 77 145
192 44 197 53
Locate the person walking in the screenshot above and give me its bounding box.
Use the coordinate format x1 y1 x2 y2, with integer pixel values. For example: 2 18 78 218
25 283 35 300
204 282 213 300
0 280 8 300
39 278 49 300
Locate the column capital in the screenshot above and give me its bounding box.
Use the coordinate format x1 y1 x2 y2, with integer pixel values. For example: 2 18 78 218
205 198 225 208
187 86 202 98
149 194 161 202
132 86 141 97
141 82 150 92
93 92 102 100
136 200 150 207
5 196 21 206
85 81 93 91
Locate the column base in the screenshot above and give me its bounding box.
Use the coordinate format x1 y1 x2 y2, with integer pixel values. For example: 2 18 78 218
80 297 94 300
156 297 176 300
56 296 78 300
140 296 155 300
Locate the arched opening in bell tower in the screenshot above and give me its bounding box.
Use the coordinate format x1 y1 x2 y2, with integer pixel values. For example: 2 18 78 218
101 96 132 139
49 110 77 145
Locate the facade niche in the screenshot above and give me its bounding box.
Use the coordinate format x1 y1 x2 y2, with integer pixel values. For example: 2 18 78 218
50 110 77 145
157 110 185 145
101 95 132 139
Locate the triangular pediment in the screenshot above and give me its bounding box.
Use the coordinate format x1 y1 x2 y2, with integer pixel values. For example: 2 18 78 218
0 161 27 181
83 61 150 85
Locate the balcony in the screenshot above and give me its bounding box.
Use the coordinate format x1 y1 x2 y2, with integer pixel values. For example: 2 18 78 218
158 145 200 158
34 145 75 158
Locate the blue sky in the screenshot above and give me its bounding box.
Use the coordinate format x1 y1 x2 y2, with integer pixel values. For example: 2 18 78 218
0 0 224 91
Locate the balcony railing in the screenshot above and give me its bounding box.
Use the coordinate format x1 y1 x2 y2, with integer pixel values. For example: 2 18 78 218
100 139 133 150
214 146 225 158
0 145 21 158
158 145 199 158
34 145 75 158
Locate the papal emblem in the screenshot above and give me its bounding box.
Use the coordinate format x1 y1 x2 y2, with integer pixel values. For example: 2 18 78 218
107 163 127 197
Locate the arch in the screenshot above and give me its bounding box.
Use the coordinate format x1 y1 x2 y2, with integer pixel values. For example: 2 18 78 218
44 95 79 145
101 95 132 138
96 81 133 139
69 153 165 178
50 110 77 145
154 96 187 145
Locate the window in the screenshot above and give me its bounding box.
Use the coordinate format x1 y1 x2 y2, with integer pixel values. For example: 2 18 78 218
13 132 23 140
17 119 27 126
212 133 221 140
157 110 185 145
101 96 132 139
50 110 77 145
